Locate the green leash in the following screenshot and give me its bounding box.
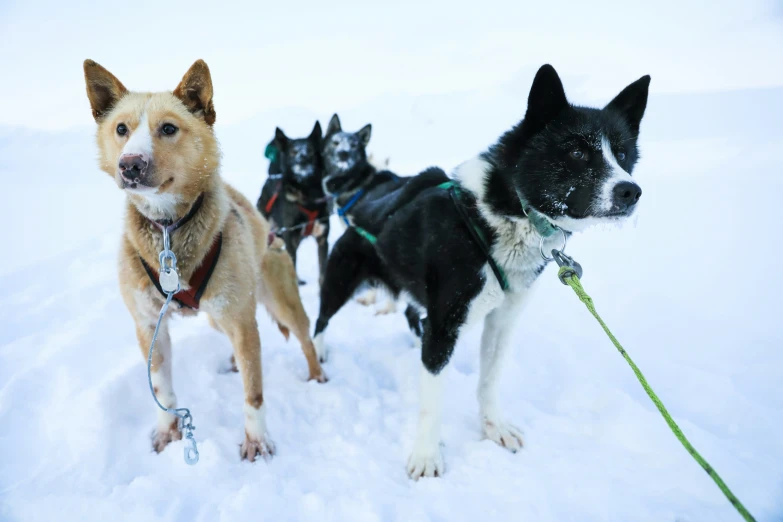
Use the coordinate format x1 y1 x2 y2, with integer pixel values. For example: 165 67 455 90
558 266 756 522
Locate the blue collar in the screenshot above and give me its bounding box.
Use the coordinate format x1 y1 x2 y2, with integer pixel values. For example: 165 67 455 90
337 189 365 226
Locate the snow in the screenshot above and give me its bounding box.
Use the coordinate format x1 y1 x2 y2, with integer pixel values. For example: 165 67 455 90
1 84 781 521
1 2 783 517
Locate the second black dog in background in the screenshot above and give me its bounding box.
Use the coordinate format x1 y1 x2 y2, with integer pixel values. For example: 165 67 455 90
257 122 332 285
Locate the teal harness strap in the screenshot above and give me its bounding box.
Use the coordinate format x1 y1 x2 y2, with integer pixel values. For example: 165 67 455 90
353 226 378 244
514 188 560 238
342 179 509 290
442 181 510 291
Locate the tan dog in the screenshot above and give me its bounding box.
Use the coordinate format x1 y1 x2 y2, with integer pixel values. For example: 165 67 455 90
83 59 326 461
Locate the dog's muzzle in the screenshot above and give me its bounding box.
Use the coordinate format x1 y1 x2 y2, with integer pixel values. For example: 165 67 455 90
119 153 150 186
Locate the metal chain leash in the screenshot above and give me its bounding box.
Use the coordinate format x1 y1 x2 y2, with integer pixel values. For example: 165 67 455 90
146 226 199 465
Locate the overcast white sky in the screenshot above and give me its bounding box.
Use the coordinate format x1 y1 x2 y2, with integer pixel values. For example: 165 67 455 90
1 0 781 131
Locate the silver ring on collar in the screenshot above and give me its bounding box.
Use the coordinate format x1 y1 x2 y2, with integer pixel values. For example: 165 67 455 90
539 227 567 261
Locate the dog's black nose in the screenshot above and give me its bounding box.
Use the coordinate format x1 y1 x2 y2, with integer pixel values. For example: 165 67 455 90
119 154 149 182
612 181 642 211
337 151 350 161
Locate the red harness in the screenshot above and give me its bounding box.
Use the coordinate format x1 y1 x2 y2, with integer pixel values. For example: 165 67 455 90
138 194 223 310
297 205 320 236
264 183 281 214
266 181 321 237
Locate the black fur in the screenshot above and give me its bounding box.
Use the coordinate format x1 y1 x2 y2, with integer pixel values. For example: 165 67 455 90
256 121 332 284
483 65 650 221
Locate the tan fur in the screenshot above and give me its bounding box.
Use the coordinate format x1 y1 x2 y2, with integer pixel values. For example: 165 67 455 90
85 59 325 461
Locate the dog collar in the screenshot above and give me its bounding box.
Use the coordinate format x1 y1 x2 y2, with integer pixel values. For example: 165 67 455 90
513 188 560 239
148 193 205 234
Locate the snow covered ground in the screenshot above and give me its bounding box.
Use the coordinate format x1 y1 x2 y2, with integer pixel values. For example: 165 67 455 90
0 83 781 522
2 0 783 518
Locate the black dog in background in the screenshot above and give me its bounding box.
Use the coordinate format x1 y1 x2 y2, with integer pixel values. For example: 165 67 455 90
257 122 331 285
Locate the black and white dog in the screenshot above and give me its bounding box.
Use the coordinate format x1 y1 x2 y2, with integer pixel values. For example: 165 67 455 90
257 122 331 284
315 65 650 479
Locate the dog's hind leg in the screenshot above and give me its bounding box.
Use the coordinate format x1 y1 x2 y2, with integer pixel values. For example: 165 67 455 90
316 234 329 287
134 320 182 453
313 231 373 362
260 247 326 382
404 305 424 338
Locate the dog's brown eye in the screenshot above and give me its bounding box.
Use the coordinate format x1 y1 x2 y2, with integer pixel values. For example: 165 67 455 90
116 124 128 136
569 150 584 160
161 124 178 136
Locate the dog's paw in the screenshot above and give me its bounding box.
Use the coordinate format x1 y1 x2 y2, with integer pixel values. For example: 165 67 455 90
309 370 328 384
406 446 445 480
240 434 276 462
314 333 327 363
151 422 182 453
483 418 524 452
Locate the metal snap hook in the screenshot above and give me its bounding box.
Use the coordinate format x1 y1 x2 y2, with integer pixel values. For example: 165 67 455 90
539 227 568 261
184 435 199 465
552 249 584 284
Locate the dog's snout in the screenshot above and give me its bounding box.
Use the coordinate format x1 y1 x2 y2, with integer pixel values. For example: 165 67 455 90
337 151 350 161
612 181 642 210
118 154 148 181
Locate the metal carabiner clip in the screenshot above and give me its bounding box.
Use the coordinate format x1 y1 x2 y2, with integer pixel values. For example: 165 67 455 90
552 249 583 285
183 433 200 465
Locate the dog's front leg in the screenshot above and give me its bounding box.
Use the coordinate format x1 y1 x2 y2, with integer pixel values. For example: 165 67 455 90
406 321 458 479
218 313 275 461
134 320 182 453
477 294 529 452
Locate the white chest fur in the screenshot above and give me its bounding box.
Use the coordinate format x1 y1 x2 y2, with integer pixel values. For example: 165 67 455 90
454 157 552 328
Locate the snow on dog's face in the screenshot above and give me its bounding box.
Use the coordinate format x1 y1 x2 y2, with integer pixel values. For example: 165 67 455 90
273 122 323 200
83 59 220 218
494 65 650 232
321 114 373 195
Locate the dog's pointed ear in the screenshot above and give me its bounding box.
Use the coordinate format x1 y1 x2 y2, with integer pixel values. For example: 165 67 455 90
83 59 128 122
357 124 372 148
326 114 341 136
606 75 651 136
309 121 322 144
173 60 216 125
524 64 568 133
274 127 289 149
